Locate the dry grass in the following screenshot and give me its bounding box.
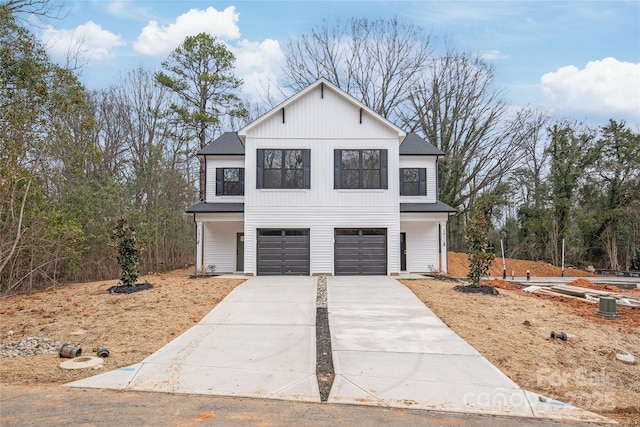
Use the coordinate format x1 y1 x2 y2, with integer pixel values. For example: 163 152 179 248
0 269 243 385
401 278 640 426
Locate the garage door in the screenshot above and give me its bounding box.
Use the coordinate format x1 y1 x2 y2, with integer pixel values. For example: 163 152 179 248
335 229 387 275
257 229 310 275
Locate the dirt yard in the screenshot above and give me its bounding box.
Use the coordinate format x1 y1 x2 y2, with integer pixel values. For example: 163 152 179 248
0 270 243 385
1 255 638 425
447 251 593 277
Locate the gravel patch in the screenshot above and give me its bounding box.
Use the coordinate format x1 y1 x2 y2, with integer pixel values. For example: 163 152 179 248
0 338 65 360
315 275 334 402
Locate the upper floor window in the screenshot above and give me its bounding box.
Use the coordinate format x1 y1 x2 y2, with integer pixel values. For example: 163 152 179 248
334 149 388 189
257 149 310 189
216 168 244 196
400 168 426 196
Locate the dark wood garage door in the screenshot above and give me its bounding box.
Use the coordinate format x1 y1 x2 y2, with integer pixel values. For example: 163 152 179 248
257 229 310 275
335 229 387 275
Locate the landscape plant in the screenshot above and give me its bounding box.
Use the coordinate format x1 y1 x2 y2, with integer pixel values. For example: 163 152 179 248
111 218 143 287
466 210 495 287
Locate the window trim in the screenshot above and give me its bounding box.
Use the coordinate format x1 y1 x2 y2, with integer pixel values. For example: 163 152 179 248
216 167 245 196
256 149 311 189
400 168 427 196
334 149 388 189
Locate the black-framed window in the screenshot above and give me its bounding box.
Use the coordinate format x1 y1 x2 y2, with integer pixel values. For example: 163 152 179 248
400 168 426 196
216 168 244 196
257 149 310 189
334 149 388 189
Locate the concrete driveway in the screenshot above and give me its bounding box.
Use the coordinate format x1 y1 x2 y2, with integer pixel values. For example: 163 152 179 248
67 275 612 424
69 276 319 401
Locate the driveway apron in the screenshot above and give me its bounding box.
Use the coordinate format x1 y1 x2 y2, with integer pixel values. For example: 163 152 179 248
326 276 612 424
67 276 319 402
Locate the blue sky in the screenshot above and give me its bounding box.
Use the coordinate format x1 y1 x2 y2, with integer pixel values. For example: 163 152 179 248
28 0 640 127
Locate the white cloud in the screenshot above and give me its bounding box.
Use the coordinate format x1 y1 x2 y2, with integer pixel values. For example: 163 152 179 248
134 6 240 56
541 57 640 119
40 21 125 62
478 50 508 61
232 39 285 100
106 1 151 20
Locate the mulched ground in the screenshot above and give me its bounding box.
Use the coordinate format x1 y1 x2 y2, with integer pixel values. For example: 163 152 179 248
453 284 499 295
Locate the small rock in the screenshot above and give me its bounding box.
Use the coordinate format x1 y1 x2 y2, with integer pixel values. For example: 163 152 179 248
69 330 86 336
616 352 635 364
523 320 532 326
0 337 64 360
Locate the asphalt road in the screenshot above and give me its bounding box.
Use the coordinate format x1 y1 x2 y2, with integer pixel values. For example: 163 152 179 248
0 385 585 427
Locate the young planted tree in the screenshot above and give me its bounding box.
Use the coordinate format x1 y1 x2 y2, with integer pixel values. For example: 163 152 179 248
466 210 495 287
111 218 143 287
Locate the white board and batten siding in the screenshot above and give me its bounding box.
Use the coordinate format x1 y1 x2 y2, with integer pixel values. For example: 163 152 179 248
245 84 403 141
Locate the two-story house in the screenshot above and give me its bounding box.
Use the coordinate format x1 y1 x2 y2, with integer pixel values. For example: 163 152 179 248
186 79 456 276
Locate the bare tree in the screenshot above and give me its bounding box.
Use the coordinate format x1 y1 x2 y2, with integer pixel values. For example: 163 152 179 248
282 16 431 122
401 49 528 213
508 108 550 208
2 0 64 19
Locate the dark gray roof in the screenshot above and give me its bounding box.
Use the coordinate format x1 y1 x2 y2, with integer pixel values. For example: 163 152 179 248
185 202 244 213
400 202 457 213
198 132 245 155
399 133 445 156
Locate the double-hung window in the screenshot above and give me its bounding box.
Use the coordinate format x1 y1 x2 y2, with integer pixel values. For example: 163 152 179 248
400 168 427 196
216 168 244 196
257 149 311 189
334 149 388 189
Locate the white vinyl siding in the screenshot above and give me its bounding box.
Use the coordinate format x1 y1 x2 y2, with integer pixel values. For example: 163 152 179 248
401 221 439 273
205 155 245 202
244 138 399 208
202 221 244 273
244 206 399 276
399 156 438 203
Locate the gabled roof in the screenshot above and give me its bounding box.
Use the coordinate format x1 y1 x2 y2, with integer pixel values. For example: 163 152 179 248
198 132 244 156
400 202 457 213
399 133 445 156
237 78 405 141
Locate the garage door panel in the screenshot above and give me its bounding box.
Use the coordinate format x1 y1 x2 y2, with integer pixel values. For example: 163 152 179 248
335 229 387 275
257 229 310 275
